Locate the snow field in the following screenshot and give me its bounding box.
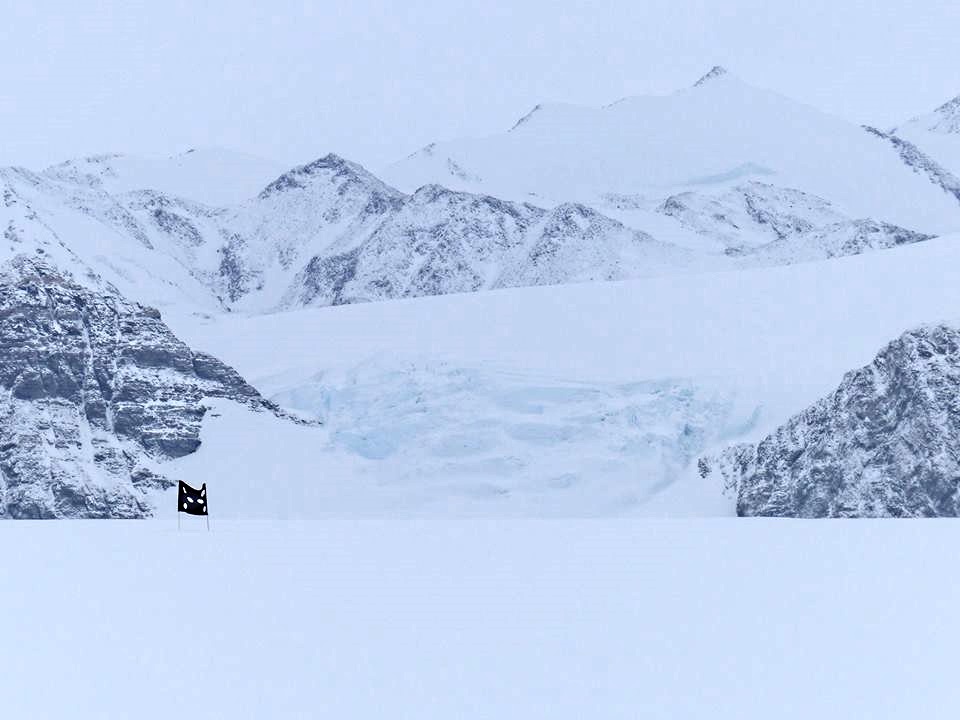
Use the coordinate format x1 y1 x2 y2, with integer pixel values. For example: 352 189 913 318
4 518 959 719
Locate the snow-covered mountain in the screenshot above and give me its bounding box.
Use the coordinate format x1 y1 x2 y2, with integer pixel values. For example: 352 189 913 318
897 94 960 136
384 67 960 236
704 324 960 517
212 154 407 307
0 150 939 315
650 180 932 260
43 147 288 207
5 152 701 311
278 183 698 308
0 163 229 312
4 71 957 317
0 255 300 518
892 92 960 178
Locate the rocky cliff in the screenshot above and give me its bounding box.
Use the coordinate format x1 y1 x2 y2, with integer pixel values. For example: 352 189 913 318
701 325 960 517
0 255 271 518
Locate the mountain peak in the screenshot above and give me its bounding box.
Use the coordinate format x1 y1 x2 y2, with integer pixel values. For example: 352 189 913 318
934 94 960 115
257 154 401 200
693 66 729 87
929 94 960 133
897 93 960 135
411 183 459 202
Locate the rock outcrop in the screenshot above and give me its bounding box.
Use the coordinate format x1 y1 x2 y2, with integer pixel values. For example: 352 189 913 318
0 255 270 518
864 126 960 205
702 325 960 517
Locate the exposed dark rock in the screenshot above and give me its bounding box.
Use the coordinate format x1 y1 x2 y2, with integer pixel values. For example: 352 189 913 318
704 325 960 517
658 181 935 261
864 126 960 205
693 65 729 87
0 255 274 518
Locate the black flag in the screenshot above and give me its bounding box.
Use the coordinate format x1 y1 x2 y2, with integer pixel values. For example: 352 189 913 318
178 481 208 516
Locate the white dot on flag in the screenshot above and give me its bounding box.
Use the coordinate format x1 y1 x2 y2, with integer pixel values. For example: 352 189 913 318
201 488 205 497
187 497 194 503
182 503 187 510
198 498 203 504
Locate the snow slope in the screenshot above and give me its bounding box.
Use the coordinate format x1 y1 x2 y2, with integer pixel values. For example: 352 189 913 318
384 68 960 235
164 234 960 517
894 93 960 176
0 164 226 313
43 147 288 207
5 518 960 719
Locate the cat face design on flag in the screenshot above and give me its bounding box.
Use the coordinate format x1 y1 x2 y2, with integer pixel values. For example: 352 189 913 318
178 481 208 515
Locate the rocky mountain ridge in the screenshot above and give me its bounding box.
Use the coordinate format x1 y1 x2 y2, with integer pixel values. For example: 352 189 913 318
0 255 283 518
895 95 960 135
701 325 960 517
0 145 942 315
864 126 960 205
654 181 933 260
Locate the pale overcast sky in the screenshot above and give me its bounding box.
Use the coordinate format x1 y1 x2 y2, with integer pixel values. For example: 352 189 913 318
2 0 959 170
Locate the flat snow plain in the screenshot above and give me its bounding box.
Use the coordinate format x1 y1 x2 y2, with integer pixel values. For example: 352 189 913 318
4 519 960 719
